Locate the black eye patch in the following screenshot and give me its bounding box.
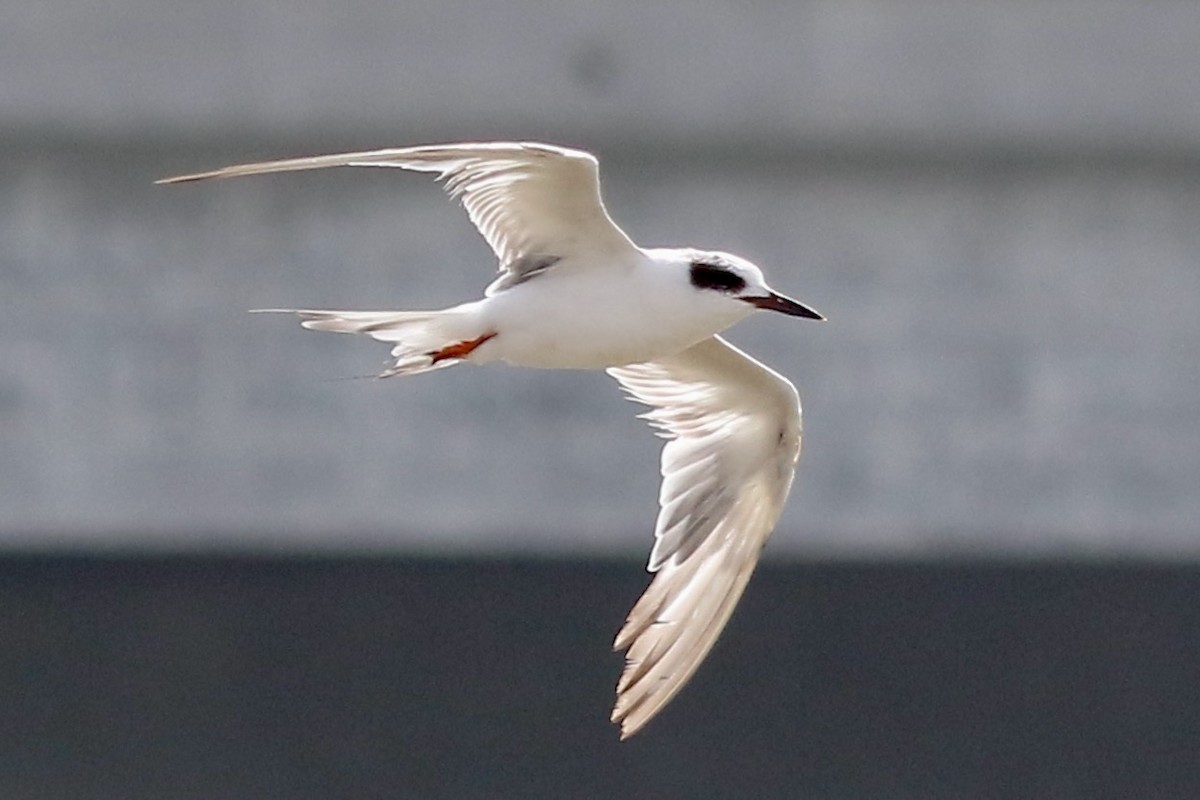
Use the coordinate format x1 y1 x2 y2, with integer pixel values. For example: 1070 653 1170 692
689 262 746 293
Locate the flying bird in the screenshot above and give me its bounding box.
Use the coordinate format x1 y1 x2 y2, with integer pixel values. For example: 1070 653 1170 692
159 142 823 739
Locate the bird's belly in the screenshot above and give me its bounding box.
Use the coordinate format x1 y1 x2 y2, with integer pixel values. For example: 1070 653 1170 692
498 325 701 369
482 285 742 369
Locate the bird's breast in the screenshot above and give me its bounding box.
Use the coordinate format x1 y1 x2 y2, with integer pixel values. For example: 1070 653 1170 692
479 270 747 369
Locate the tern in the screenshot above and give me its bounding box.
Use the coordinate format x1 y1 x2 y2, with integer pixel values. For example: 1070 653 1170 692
160 142 824 739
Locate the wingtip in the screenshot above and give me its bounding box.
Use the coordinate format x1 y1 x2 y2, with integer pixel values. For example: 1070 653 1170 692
612 624 633 652
611 707 647 741
154 173 215 185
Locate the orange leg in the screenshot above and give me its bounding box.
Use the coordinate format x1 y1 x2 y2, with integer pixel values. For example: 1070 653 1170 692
428 332 498 364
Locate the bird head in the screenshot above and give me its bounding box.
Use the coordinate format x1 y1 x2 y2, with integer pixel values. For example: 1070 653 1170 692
682 250 824 321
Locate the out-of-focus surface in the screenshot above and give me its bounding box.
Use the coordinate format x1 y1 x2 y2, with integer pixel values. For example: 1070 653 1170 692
6 7 1200 797
3 556 1197 800
4 2 1199 554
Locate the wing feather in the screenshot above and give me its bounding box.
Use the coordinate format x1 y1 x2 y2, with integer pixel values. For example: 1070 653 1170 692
606 336 804 739
158 141 639 284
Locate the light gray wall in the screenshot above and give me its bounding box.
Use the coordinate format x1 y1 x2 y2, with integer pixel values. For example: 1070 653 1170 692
4 2 1199 555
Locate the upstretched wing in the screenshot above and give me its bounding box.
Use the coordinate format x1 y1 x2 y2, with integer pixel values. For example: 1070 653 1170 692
606 335 804 739
158 141 640 288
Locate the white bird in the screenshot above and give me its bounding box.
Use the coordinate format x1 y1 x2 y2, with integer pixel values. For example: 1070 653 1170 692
159 142 823 739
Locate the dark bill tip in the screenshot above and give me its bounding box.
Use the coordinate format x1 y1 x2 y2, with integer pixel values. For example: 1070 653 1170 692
744 292 825 320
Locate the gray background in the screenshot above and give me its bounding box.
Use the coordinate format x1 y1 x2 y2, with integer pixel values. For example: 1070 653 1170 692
4 1 1199 556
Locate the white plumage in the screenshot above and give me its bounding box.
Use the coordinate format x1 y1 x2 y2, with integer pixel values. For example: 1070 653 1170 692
607 336 801 737
161 141 822 739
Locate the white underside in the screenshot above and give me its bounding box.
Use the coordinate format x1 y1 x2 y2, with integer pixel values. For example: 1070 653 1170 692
468 258 756 369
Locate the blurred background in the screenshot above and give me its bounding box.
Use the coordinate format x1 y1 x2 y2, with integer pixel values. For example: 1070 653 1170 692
3 2 1199 798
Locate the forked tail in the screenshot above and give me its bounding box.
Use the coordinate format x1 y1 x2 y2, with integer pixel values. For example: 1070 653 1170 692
253 307 494 377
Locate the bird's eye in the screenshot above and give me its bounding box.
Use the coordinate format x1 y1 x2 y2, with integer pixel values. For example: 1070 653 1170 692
689 263 746 293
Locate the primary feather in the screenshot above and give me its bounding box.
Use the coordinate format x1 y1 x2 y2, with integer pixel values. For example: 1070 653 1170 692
607 335 802 739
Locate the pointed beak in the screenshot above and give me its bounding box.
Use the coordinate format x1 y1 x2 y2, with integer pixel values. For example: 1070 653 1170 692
744 291 825 320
